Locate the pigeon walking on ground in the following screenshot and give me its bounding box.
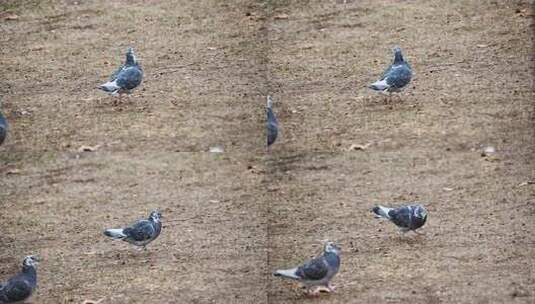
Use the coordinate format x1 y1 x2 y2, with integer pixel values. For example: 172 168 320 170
0 110 7 146
99 47 143 97
369 46 412 95
273 241 341 296
266 95 278 151
372 204 428 233
0 256 39 304
104 210 162 250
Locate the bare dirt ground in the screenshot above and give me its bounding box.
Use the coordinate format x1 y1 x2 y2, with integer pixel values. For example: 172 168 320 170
0 0 534 303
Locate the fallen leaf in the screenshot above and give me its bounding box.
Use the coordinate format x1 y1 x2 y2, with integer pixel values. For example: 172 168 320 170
82 299 105 304
78 144 101 152
6 169 21 175
31 45 44 51
348 143 372 151
3 13 19 21
517 181 535 187
274 13 289 20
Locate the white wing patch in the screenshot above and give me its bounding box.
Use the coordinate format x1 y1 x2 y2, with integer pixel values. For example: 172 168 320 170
370 78 390 91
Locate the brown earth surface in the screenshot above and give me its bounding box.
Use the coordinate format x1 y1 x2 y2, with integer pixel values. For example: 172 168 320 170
0 0 534 303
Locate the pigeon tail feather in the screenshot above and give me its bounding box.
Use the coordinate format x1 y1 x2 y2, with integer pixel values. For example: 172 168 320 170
99 80 120 93
273 268 300 280
369 79 389 91
104 228 126 239
373 206 391 219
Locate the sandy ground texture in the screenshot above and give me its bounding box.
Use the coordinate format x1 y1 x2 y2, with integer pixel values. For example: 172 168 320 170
0 0 534 303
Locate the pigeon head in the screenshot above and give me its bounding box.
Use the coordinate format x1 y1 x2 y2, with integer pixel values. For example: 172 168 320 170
392 46 404 64
266 95 274 108
22 255 40 268
125 47 137 65
149 210 162 222
414 205 428 220
324 241 341 255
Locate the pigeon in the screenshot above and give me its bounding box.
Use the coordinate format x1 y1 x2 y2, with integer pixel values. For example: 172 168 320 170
273 241 341 296
266 95 278 151
104 210 162 250
369 46 412 94
0 256 39 304
0 110 7 146
372 204 428 233
99 47 143 96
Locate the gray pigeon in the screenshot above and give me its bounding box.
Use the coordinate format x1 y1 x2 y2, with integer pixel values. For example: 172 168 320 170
0 256 39 304
273 241 341 295
266 95 278 151
373 204 427 233
369 46 412 94
104 210 162 250
0 110 7 146
99 47 143 96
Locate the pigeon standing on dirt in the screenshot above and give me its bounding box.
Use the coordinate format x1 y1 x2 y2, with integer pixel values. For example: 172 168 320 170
99 47 143 96
104 210 162 250
273 241 341 296
266 95 278 151
0 110 7 146
369 46 412 94
372 204 428 233
0 256 39 304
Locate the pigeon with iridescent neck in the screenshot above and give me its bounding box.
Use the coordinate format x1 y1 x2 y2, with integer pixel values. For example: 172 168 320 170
369 46 412 94
0 256 39 304
104 210 162 250
273 241 341 296
372 204 427 233
99 47 143 96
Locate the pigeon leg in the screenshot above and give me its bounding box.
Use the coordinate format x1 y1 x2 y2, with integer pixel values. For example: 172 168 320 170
316 285 334 293
307 285 334 296
412 229 423 235
306 286 322 297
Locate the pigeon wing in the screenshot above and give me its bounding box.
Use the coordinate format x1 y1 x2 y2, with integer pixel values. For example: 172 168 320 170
116 66 143 91
1 279 32 303
388 206 412 229
109 64 125 81
380 64 394 80
385 65 412 89
295 256 329 281
266 107 278 146
123 220 155 242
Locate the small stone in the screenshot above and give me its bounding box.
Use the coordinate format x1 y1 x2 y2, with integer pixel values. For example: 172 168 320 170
209 145 224 153
4 13 19 21
481 145 496 156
